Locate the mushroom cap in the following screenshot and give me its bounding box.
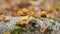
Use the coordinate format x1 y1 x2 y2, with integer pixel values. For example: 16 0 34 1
17 10 24 15
21 8 29 13
40 11 47 16
18 20 26 26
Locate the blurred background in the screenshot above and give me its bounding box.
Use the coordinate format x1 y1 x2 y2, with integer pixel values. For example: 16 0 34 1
0 0 60 17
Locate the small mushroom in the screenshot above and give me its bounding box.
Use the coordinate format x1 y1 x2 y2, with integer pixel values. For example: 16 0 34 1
1 15 6 22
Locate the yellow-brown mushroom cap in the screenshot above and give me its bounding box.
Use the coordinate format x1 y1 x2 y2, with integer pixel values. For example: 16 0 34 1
17 20 26 26
40 11 47 17
21 8 29 13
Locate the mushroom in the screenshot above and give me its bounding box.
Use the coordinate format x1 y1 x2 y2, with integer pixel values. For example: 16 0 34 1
17 20 26 26
40 11 47 18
